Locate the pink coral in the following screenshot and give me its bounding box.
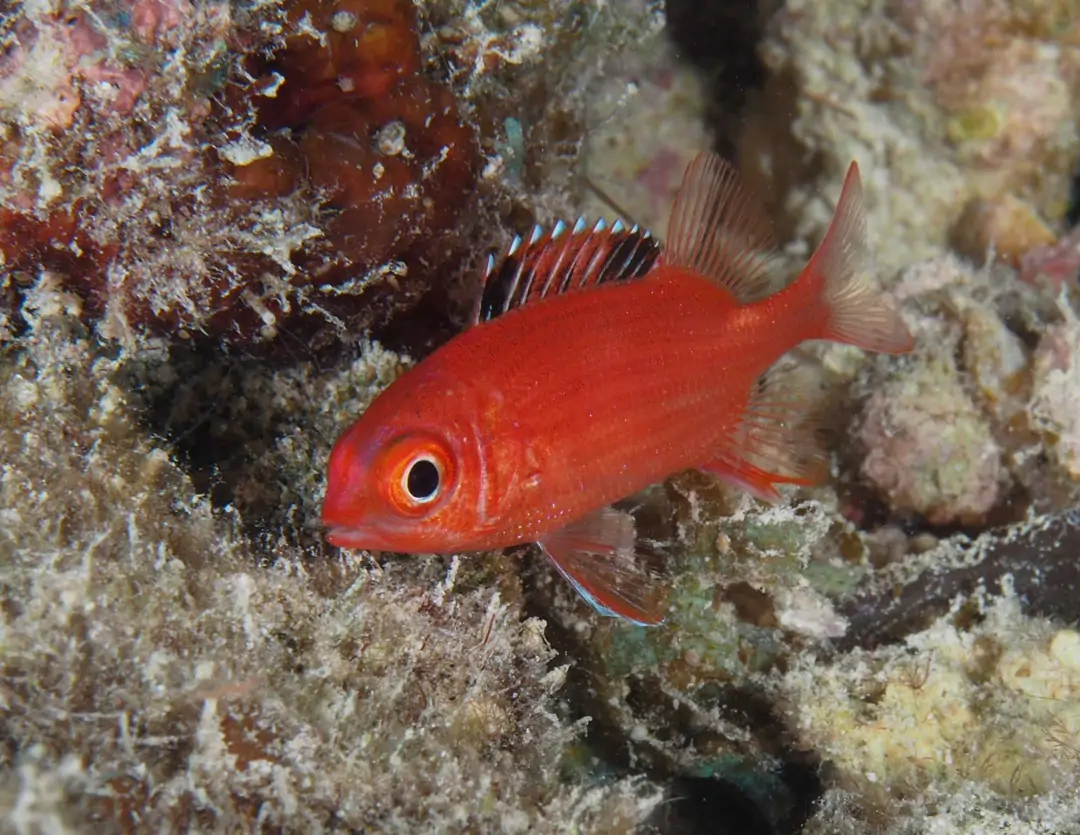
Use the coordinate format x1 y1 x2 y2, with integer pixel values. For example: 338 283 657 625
0 11 150 129
131 0 194 42
1019 225 1080 291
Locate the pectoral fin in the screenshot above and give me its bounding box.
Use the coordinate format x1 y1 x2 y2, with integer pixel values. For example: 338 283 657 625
538 507 668 627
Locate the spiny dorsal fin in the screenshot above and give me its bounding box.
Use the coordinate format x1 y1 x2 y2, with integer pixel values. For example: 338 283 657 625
474 217 661 324
661 151 781 304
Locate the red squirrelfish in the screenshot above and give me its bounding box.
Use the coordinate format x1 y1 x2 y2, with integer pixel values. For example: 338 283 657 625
321 153 914 626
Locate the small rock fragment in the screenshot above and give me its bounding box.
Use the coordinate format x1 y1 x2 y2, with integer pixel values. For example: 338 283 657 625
856 356 1005 524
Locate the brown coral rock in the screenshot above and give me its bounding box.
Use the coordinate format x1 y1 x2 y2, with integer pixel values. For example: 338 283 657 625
252 0 423 129
300 77 477 275
950 195 1057 268
855 357 1005 526
0 0 478 347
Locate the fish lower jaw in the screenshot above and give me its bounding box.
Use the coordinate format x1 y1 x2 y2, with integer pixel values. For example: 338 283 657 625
325 527 384 551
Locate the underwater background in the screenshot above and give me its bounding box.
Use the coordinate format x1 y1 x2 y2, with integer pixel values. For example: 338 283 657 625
3 0 1080 832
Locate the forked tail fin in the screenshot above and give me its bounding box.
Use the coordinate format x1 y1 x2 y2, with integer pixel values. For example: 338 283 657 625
681 159 914 503
800 163 914 354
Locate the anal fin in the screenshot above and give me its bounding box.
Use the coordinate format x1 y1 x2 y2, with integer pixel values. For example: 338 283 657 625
537 507 668 627
701 362 831 502
698 458 786 504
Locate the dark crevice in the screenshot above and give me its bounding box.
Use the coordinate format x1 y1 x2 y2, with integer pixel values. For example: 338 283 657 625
645 775 793 835
1066 162 1080 228
664 0 776 158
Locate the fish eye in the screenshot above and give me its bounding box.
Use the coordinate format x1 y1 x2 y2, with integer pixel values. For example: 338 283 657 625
403 456 442 503
380 434 456 516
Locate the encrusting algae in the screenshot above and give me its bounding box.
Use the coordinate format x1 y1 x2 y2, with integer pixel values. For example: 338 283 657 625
0 283 661 831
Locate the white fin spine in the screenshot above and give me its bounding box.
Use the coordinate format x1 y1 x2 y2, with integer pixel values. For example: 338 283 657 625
474 218 661 323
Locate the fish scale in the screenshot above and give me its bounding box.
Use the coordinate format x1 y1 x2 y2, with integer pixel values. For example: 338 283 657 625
448 277 790 533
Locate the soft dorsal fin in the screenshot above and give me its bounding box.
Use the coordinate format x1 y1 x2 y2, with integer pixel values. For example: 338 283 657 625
661 152 780 304
474 218 661 324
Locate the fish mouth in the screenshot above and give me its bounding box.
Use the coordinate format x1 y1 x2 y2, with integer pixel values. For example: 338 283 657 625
325 525 387 551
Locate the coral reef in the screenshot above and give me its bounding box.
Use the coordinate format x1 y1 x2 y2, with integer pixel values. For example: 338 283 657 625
791 534 1080 833
1028 301 1080 483
520 248 1080 832
838 509 1080 651
788 592 1080 798
0 285 661 831
843 254 1080 524
741 0 1080 274
576 39 714 240
236 0 479 330
6 0 1080 831
418 0 666 224
0 7 697 825
0 0 673 349
0 0 479 347
525 481 858 832
1018 222 1080 290
805 783 1080 835
950 193 1057 270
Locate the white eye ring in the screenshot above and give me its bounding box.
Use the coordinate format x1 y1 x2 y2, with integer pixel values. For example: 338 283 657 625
402 455 443 504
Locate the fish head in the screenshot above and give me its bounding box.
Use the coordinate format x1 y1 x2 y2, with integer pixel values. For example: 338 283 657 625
321 366 502 553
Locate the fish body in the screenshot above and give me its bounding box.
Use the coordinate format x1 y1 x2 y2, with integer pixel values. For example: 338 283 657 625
322 154 914 625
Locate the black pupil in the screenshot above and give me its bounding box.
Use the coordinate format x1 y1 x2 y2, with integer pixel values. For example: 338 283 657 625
406 459 440 500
